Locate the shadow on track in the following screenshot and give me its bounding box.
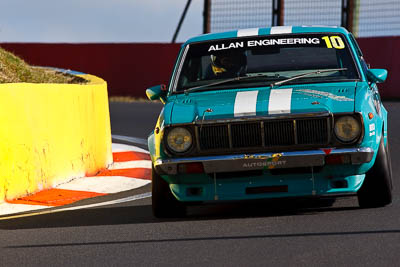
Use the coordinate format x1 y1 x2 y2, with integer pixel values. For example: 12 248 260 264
0 197 363 230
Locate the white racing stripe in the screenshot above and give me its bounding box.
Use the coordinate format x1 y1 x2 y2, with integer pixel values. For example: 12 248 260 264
112 143 149 154
56 176 150 194
234 91 259 117
109 160 151 170
268 89 292 114
237 28 259 37
270 26 292 34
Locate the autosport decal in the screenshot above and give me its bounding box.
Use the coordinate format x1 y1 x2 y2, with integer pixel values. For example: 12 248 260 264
208 38 320 52
265 153 285 169
242 153 286 169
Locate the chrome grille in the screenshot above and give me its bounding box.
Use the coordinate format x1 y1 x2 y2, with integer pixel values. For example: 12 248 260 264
197 116 329 152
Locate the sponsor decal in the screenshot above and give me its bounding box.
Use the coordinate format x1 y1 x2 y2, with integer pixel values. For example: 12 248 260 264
208 38 320 52
296 89 353 102
243 153 286 169
208 42 244 52
369 123 375 131
369 123 376 136
244 155 269 159
248 38 319 47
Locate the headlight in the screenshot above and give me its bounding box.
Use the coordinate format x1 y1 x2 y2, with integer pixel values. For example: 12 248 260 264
334 116 361 143
166 127 193 153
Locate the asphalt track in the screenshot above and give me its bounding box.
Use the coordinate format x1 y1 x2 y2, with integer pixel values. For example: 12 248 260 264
0 101 399 266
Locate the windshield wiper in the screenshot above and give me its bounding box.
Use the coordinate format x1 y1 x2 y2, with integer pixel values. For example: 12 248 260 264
270 68 347 88
183 74 273 94
182 68 347 94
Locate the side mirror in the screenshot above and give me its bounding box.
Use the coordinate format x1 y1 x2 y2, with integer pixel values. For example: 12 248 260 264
367 69 387 83
146 84 167 103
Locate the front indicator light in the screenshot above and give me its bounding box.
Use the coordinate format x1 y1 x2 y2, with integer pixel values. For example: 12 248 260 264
334 116 361 143
166 127 193 153
368 112 374 119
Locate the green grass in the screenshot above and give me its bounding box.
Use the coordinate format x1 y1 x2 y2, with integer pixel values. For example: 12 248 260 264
0 47 86 84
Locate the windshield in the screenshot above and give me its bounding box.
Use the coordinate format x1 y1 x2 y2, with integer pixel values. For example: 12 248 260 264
174 33 360 92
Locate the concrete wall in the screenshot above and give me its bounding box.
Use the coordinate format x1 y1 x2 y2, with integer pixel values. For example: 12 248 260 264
0 74 113 202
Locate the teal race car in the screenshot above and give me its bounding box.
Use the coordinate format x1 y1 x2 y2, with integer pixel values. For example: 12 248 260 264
146 26 392 218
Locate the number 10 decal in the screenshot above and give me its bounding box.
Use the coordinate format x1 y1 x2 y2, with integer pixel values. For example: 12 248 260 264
322 36 345 49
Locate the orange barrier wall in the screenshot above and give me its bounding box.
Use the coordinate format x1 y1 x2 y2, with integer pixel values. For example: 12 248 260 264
0 38 398 98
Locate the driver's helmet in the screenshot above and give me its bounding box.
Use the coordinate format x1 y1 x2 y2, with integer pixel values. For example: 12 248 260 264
210 50 247 76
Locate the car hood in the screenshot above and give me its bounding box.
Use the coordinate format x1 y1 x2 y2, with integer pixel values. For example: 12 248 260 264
167 82 357 125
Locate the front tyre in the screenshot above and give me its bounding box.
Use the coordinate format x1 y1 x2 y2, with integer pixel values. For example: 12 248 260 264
357 136 393 208
152 165 186 218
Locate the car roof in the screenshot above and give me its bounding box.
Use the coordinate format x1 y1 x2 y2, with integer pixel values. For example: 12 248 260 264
184 26 350 45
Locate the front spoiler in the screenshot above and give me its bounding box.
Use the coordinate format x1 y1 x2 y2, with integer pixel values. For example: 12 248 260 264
154 147 374 175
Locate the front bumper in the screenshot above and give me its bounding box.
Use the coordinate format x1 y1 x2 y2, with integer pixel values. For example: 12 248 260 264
154 147 374 175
